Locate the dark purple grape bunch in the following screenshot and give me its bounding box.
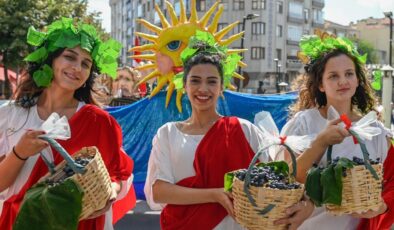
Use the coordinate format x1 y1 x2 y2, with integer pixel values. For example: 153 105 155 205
235 165 301 190
352 156 380 165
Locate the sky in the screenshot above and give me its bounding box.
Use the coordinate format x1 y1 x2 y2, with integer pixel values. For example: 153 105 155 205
88 0 394 33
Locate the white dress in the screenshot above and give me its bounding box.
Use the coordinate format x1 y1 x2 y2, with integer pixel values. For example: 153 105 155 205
144 118 270 230
281 108 391 230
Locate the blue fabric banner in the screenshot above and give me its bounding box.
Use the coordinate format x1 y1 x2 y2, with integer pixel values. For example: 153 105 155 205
106 90 298 199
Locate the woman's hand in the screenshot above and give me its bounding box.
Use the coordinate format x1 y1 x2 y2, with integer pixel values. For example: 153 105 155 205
351 202 387 219
315 119 350 148
211 188 235 219
86 182 120 219
14 130 48 159
273 199 314 230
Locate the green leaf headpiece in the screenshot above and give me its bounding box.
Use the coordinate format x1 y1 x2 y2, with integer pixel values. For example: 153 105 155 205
173 30 241 90
297 29 367 69
25 17 121 87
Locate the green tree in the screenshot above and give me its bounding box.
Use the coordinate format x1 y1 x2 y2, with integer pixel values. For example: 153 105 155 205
0 0 109 98
349 37 379 64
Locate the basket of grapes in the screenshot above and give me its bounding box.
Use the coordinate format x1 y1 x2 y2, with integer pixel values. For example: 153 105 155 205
306 112 383 215
225 143 304 230
19 137 112 222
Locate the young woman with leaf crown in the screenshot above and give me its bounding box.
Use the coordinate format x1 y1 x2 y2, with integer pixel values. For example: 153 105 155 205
280 30 393 230
0 18 135 229
144 31 313 230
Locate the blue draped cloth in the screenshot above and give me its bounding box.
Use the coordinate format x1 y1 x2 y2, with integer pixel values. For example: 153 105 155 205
106 90 297 199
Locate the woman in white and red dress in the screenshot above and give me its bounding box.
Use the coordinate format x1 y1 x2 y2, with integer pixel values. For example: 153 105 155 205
144 36 314 230
0 18 136 229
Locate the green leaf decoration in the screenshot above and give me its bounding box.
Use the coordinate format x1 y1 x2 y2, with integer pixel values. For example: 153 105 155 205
33 64 53 87
25 17 122 85
256 161 290 176
24 46 48 63
224 171 235 192
26 26 47 47
299 33 367 64
13 179 83 230
371 69 382 90
173 72 184 89
305 166 323 207
321 164 342 205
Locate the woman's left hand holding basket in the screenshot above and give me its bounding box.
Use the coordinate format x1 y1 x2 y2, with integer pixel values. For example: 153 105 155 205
273 198 314 230
86 181 122 219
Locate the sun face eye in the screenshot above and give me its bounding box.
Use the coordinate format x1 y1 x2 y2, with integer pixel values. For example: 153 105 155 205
166 40 181 51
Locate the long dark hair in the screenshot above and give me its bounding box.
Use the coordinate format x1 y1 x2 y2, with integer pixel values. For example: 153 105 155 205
290 49 376 116
14 48 100 107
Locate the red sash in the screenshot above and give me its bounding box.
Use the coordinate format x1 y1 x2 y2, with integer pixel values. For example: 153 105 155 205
160 117 256 230
357 145 394 230
0 105 135 230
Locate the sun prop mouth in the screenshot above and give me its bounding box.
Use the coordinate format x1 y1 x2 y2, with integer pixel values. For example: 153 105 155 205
172 66 183 74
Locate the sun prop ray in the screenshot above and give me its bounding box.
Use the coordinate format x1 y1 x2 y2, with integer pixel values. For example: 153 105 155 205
129 0 246 112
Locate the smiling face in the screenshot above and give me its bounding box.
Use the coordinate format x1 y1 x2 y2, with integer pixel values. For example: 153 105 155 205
184 63 223 112
51 46 92 92
319 54 359 105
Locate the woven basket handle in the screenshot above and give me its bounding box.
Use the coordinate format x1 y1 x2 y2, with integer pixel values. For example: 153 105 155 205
243 143 298 215
39 136 87 175
326 130 379 180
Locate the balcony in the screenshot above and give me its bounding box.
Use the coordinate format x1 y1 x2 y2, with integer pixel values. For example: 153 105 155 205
312 0 325 8
287 14 304 24
286 40 299 46
286 58 303 70
312 19 324 28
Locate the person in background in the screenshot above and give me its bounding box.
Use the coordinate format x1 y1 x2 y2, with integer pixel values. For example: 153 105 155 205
0 18 136 229
112 66 141 99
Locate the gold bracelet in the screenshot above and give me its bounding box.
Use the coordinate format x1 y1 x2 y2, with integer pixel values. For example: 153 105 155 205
12 146 28 161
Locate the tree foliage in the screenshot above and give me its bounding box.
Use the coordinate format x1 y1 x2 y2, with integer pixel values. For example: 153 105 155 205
349 37 379 64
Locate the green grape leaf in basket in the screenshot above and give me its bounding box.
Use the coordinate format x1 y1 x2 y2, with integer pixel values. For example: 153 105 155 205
13 179 84 230
224 171 235 192
305 166 323 207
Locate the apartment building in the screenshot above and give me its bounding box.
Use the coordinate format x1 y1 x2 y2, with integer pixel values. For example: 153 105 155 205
350 17 393 65
110 0 325 93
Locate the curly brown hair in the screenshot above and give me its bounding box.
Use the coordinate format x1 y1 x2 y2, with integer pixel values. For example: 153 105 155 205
13 48 101 108
290 49 376 116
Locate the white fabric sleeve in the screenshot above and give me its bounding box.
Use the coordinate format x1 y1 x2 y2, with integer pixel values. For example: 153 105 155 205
0 102 11 157
281 112 308 137
144 125 174 210
239 118 270 162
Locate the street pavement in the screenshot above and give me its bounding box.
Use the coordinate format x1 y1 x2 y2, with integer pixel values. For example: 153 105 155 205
114 200 160 230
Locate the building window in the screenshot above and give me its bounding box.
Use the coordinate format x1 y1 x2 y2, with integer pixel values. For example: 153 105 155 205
287 25 303 41
304 9 309 22
233 22 244 35
233 0 245 10
252 0 265 10
197 0 206 11
276 49 282 60
252 22 265 35
219 0 228 11
217 22 228 31
147 1 150 11
277 1 283 14
313 9 324 24
276 25 282 37
251 47 265 59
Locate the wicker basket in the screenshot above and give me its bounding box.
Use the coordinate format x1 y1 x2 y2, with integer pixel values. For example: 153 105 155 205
232 178 304 230
38 145 112 220
231 143 304 230
325 163 383 215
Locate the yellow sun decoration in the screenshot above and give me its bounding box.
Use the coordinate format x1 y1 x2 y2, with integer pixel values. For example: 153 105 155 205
130 0 246 112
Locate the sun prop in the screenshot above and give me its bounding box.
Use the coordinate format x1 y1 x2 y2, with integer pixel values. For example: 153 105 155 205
130 0 246 112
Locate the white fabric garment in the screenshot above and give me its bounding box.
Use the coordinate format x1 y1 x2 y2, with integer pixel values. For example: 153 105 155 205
281 108 392 230
144 118 270 230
